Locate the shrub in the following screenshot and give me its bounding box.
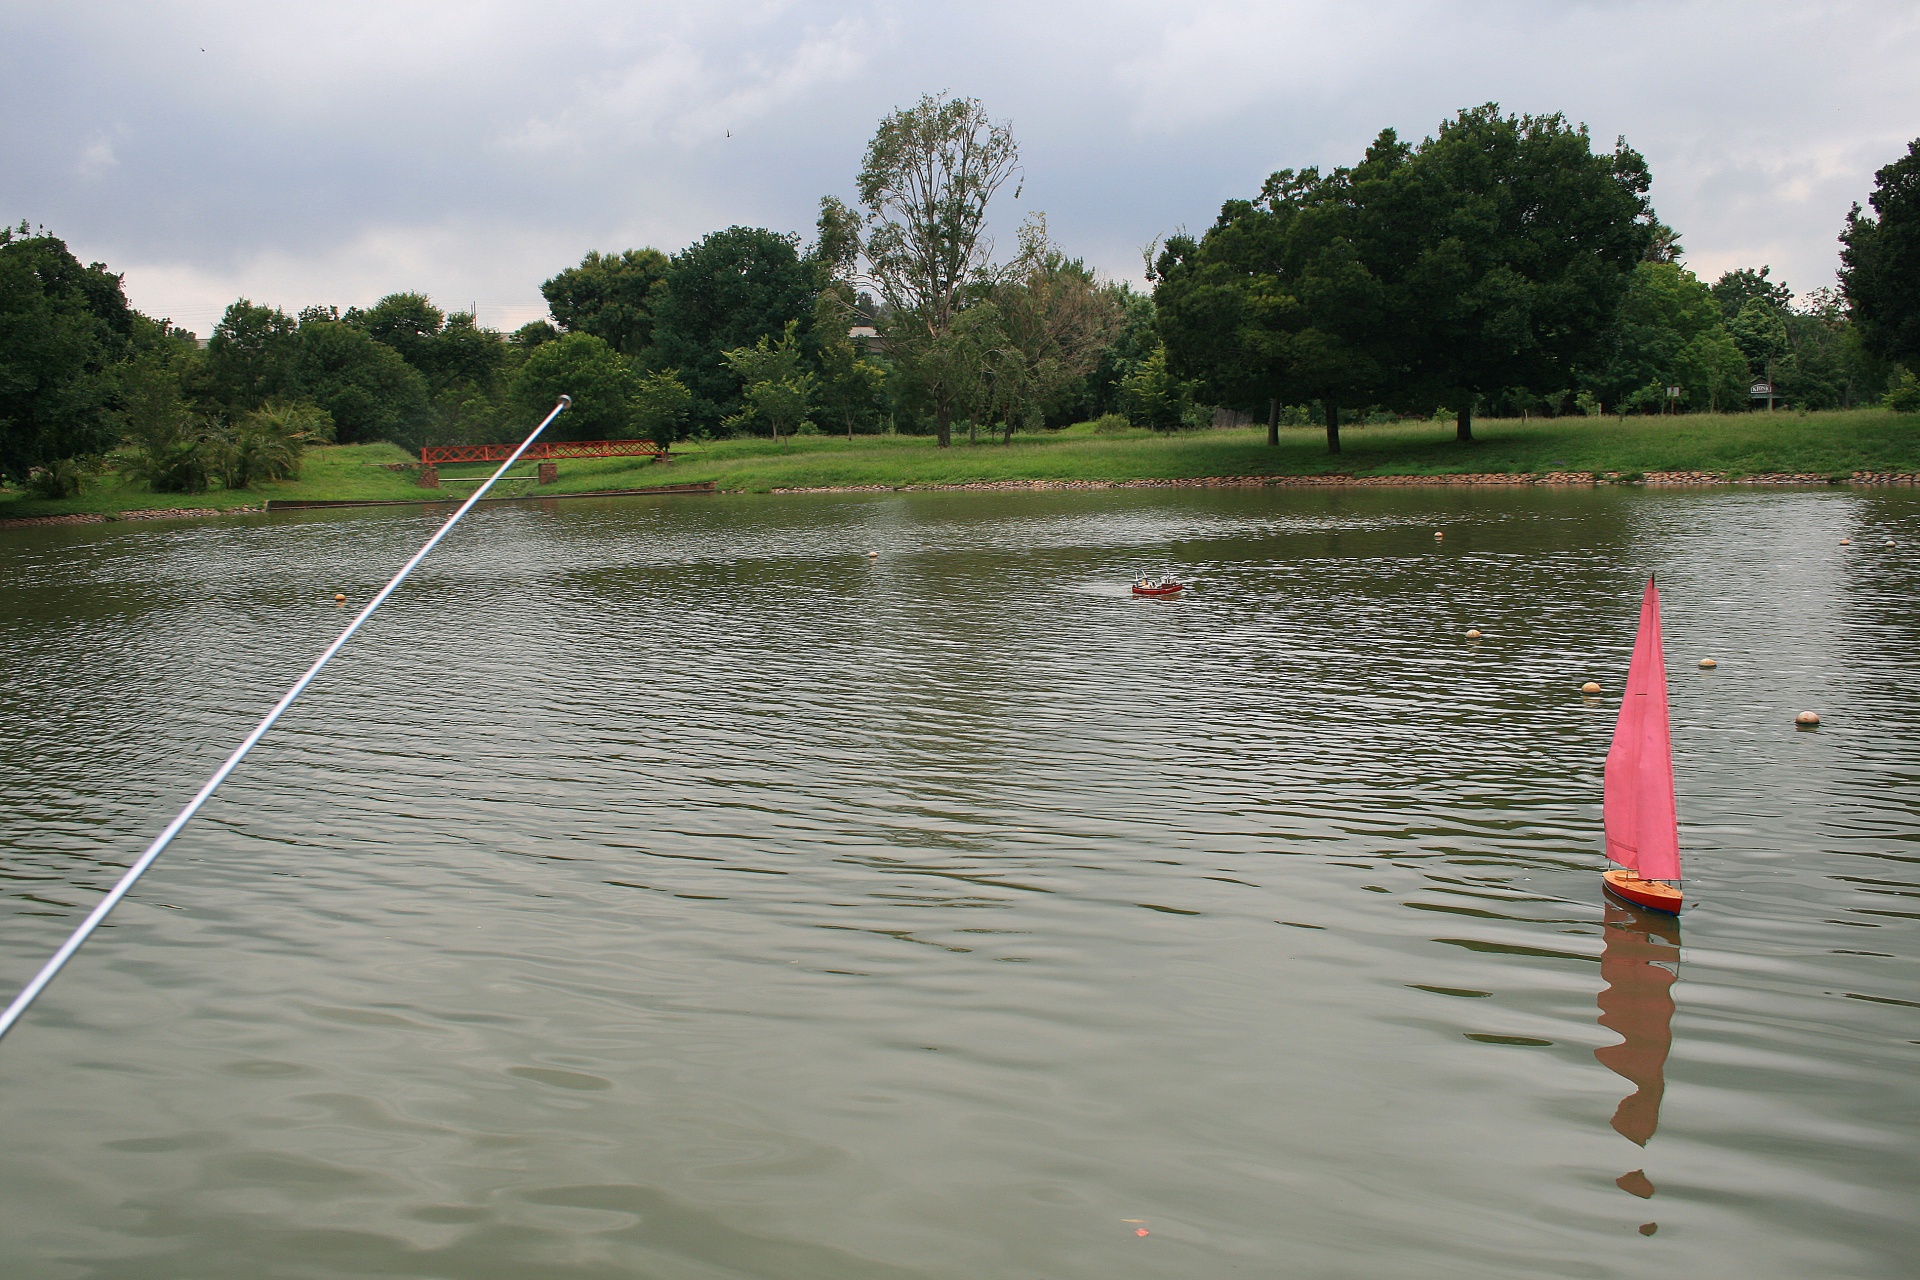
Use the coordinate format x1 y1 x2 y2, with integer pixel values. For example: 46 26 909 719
1090 413 1132 434
25 457 89 499
1886 369 1920 414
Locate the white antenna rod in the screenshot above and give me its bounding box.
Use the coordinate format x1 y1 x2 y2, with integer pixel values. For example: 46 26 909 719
0 397 571 1044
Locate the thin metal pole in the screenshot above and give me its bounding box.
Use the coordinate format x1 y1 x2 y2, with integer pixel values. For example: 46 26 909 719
0 396 571 1045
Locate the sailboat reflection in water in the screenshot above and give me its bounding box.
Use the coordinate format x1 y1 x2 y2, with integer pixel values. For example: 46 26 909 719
1594 896 1681 1235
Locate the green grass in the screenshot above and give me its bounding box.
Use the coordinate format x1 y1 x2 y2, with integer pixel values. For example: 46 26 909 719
0 442 442 519
6 409 1916 520
479 408 1920 494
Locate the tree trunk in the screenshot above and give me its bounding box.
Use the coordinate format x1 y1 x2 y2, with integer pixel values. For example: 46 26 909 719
1456 402 1473 443
1267 398 1279 447
1324 400 1342 455
846 410 854 442
935 397 952 448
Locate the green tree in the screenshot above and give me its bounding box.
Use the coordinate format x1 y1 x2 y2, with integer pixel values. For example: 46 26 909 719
1730 296 1793 404
1068 284 1158 422
976 216 1126 442
1388 106 1654 441
1120 345 1202 429
1709 266 1793 325
196 300 299 414
1840 138 1920 369
722 321 815 445
542 249 671 357
289 319 431 446
117 355 212 492
651 227 818 434
631 369 694 443
1155 162 1396 454
510 331 638 439
811 293 888 439
1588 262 1748 412
855 93 1021 447
0 225 136 477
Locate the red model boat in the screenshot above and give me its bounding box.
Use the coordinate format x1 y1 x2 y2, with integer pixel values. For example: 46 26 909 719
1131 578 1186 596
1601 578 1683 915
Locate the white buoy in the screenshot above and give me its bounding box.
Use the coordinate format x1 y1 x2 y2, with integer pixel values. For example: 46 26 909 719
867 550 879 558
1465 629 1482 639
1796 710 1821 727
1886 540 1896 548
1698 658 1716 669
1434 531 1444 540
1840 538 1851 545
1581 681 1602 695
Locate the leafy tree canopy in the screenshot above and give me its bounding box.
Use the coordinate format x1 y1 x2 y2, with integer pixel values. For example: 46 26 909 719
650 227 817 432
1840 138 1920 367
290 320 431 447
0 225 135 476
1384 105 1654 439
509 332 638 440
1588 261 1748 412
542 249 670 357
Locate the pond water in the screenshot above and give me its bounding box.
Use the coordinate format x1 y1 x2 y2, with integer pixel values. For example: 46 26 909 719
0 486 1915 1279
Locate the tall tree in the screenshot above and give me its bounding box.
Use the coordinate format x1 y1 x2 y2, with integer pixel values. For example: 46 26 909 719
1709 266 1793 324
722 321 815 446
1840 138 1920 369
1587 261 1749 413
650 227 817 434
509 332 638 440
289 319 431 446
0 225 134 476
979 216 1125 441
1389 106 1654 441
855 93 1021 447
1155 163 1396 454
196 300 299 414
542 249 671 358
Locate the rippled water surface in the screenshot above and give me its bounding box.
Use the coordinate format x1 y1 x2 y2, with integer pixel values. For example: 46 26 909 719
2 486 1917 1278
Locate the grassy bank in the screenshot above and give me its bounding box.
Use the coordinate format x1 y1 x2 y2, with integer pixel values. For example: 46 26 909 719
4 409 1916 521
508 408 1920 494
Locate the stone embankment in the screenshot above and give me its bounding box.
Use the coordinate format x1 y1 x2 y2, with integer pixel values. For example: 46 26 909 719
0 505 258 528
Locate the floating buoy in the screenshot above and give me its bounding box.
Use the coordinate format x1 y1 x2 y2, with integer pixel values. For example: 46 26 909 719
1698 658 1716 669
1886 540 1896 548
1434 531 1444 540
1465 628 1482 639
1581 681 1602 694
1795 710 1820 727
1840 538 1851 545
332 593 345 603
867 550 879 558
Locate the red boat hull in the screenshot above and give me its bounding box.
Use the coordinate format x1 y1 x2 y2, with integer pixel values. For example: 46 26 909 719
1131 584 1185 596
1603 869 1683 914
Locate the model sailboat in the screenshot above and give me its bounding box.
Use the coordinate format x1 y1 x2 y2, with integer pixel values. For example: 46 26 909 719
1602 577 1683 914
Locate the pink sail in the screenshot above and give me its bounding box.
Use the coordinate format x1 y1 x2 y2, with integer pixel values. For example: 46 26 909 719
1604 578 1681 882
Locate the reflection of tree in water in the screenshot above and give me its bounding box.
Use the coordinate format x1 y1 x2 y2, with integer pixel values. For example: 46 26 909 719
1595 897 1680 1235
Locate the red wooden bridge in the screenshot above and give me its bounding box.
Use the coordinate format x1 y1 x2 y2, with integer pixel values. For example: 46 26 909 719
420 439 665 465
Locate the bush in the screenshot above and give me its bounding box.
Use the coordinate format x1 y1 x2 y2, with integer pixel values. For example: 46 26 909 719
215 401 331 489
25 457 89 499
1886 369 1920 414
1090 413 1132 434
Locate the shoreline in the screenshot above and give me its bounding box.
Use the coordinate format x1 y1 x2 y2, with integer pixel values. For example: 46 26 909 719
7 469 1918 529
764 469 1920 494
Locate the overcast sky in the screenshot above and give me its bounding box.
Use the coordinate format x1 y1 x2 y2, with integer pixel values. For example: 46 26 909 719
4 1 1913 337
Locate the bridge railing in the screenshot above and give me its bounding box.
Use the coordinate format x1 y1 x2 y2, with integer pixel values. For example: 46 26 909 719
421 439 665 465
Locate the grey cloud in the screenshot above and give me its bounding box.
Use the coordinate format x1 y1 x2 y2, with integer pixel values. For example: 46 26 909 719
2 1 1912 335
